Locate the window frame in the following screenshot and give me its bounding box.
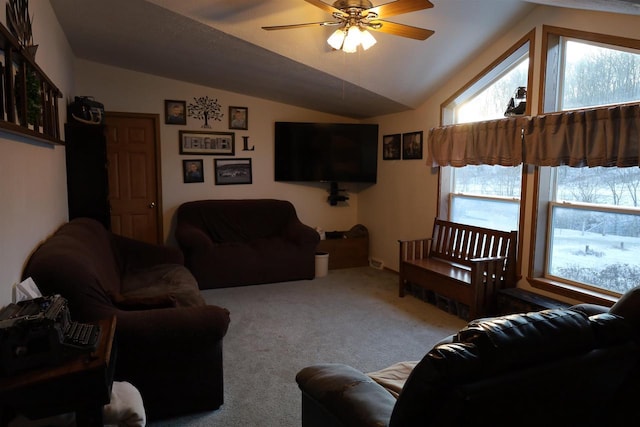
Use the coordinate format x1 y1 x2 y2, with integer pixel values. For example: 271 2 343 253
438 29 536 278
528 26 640 305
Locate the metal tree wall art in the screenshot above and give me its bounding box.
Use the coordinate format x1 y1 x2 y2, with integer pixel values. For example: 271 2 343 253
188 96 223 128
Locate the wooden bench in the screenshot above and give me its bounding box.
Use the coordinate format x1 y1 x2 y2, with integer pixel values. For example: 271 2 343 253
399 219 517 320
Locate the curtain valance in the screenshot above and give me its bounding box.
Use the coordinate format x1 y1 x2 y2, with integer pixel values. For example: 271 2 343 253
427 117 526 167
524 103 640 167
427 103 640 168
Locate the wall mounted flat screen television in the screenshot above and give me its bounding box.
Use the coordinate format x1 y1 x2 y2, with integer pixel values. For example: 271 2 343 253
274 122 379 183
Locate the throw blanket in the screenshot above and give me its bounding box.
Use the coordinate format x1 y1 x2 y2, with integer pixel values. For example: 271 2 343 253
9 381 146 427
367 361 418 398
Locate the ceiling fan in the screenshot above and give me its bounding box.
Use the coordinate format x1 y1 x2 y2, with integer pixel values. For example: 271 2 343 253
262 0 435 53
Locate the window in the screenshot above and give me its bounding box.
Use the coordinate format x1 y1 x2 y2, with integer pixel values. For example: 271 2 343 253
534 27 640 299
440 32 533 232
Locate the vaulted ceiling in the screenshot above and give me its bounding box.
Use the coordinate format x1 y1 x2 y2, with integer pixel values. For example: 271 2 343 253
50 0 640 119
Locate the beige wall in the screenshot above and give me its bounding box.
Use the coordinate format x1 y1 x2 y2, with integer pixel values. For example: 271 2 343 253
0 0 75 307
74 60 364 243
2 3 639 308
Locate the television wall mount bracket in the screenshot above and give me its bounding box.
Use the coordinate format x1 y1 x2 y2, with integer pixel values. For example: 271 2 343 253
328 182 349 206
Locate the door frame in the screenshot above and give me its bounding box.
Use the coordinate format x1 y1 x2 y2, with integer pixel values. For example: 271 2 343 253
105 111 164 243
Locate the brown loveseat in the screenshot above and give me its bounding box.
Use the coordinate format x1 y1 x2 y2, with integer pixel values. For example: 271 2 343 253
176 199 320 289
297 289 640 427
22 218 230 420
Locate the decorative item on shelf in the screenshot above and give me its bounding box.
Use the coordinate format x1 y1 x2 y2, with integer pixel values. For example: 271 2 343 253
402 131 423 160
242 136 254 151
504 86 527 116
187 95 223 128
17 67 41 128
6 0 41 128
229 106 248 130
68 96 104 125
6 0 36 54
165 99 186 125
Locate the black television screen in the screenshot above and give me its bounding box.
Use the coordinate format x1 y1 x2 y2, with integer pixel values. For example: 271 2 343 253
274 122 378 183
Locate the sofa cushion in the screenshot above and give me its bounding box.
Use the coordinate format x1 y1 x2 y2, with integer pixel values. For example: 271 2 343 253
116 264 205 308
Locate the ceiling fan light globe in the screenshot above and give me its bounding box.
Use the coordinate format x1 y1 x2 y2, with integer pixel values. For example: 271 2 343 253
342 40 358 53
327 28 346 50
342 26 362 52
360 29 376 50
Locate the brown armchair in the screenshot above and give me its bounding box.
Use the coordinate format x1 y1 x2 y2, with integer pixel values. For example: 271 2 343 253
22 218 230 420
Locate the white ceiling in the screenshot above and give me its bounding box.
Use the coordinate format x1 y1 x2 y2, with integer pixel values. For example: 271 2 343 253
49 0 640 119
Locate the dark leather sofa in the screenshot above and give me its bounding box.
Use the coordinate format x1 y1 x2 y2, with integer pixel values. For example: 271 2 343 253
296 289 640 427
22 218 231 420
176 199 320 289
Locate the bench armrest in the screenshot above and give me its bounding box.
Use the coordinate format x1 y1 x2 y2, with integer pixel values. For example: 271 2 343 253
399 238 433 262
175 223 215 253
398 238 432 244
469 255 508 263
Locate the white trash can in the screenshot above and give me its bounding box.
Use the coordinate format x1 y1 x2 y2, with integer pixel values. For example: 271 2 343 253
315 251 329 278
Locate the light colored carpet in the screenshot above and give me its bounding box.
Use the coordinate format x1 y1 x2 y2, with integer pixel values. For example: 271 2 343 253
148 267 467 427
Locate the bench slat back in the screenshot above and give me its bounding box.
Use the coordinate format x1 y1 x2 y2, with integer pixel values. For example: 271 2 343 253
431 219 516 267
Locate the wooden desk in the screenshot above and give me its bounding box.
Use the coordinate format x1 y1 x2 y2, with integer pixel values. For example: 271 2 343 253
0 316 117 427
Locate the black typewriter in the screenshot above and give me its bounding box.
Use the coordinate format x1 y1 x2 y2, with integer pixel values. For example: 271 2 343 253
0 295 101 375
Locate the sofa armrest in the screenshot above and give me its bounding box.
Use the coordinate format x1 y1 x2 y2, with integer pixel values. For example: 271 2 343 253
114 305 230 347
296 364 396 427
283 220 320 247
112 233 184 269
111 304 230 419
175 223 216 252
570 303 609 317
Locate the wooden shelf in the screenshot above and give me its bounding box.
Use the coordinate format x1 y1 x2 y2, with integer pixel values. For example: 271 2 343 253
0 21 62 145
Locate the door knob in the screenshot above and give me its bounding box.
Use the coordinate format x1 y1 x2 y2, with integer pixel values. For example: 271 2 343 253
149 202 156 208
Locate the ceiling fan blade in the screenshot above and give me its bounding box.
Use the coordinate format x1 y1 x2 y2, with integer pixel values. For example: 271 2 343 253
262 21 341 31
368 20 434 40
368 0 434 19
304 0 343 16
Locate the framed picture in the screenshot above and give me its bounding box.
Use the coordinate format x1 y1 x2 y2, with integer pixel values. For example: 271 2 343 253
229 106 248 130
179 130 235 155
402 131 423 160
383 134 401 160
183 159 204 183
215 158 252 185
165 100 186 125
